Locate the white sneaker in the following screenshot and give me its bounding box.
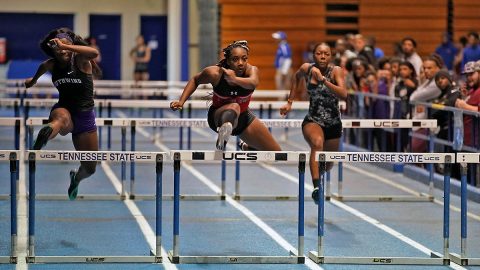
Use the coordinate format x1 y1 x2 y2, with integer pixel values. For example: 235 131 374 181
216 122 233 150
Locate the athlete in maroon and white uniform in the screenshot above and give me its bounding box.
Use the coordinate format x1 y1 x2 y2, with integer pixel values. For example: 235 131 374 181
170 40 281 151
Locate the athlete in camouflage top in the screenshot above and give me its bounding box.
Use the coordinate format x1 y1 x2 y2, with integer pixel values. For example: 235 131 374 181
280 43 347 204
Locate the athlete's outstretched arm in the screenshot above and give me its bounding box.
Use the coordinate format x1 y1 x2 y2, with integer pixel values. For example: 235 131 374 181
24 59 54 88
170 66 219 110
280 63 309 116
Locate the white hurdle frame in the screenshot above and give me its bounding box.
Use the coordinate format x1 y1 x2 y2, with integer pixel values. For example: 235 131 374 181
310 152 454 265
449 153 480 266
168 150 307 264
333 119 438 202
25 150 166 264
0 151 20 264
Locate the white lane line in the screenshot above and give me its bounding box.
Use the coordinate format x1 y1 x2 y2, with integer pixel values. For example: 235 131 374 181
119 111 323 270
16 123 28 270
101 162 177 270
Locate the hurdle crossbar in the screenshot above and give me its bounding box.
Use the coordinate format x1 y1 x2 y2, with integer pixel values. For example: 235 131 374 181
0 151 20 264
309 152 453 265
330 119 438 203
449 153 480 266
25 150 165 264
168 151 306 264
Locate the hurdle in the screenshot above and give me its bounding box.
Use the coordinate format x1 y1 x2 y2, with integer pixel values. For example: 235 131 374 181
309 151 453 265
449 152 480 266
26 117 134 201
332 119 438 202
0 118 23 201
25 150 165 264
167 150 307 264
0 151 19 264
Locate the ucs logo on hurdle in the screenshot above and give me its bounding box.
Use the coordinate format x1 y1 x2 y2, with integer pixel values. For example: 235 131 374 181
372 258 393 264
222 152 257 161
373 121 400 127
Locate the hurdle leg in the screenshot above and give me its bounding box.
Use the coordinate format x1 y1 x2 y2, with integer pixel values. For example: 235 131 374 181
427 129 435 198
169 153 181 263
121 127 127 199
449 163 469 265
333 139 344 200
309 157 326 263
130 125 136 199
27 154 36 262
155 155 163 262
28 126 34 150
296 154 306 258
431 160 451 265
326 171 331 200
221 160 226 200
10 155 17 263
235 160 240 198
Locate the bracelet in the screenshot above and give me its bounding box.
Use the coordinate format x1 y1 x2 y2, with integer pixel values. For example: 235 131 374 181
287 98 294 104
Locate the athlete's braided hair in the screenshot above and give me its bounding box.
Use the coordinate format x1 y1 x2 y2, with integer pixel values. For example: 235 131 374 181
217 40 250 68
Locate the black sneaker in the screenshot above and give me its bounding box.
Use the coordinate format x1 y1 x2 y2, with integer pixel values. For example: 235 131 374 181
33 125 53 150
216 122 232 151
311 187 320 205
68 170 79 201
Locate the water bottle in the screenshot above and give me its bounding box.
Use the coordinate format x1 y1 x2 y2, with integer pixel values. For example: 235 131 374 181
453 110 464 151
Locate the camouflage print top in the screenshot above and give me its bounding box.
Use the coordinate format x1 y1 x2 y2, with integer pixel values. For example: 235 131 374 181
305 64 341 127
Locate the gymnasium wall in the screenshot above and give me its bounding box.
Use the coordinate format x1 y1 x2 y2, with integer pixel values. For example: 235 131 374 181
0 0 167 80
218 0 452 90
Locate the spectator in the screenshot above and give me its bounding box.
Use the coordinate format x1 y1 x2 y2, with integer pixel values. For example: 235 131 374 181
367 36 385 60
435 32 458 72
454 36 468 81
302 41 316 63
375 57 392 119
409 54 444 152
393 61 418 151
432 70 461 146
456 61 480 147
461 31 480 69
334 38 356 60
393 42 403 58
353 34 376 66
394 61 418 118
388 57 402 118
345 33 356 51
401 37 423 76
130 35 151 84
272 31 292 90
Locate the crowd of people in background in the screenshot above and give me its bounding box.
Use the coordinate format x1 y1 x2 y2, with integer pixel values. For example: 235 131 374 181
291 32 480 155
